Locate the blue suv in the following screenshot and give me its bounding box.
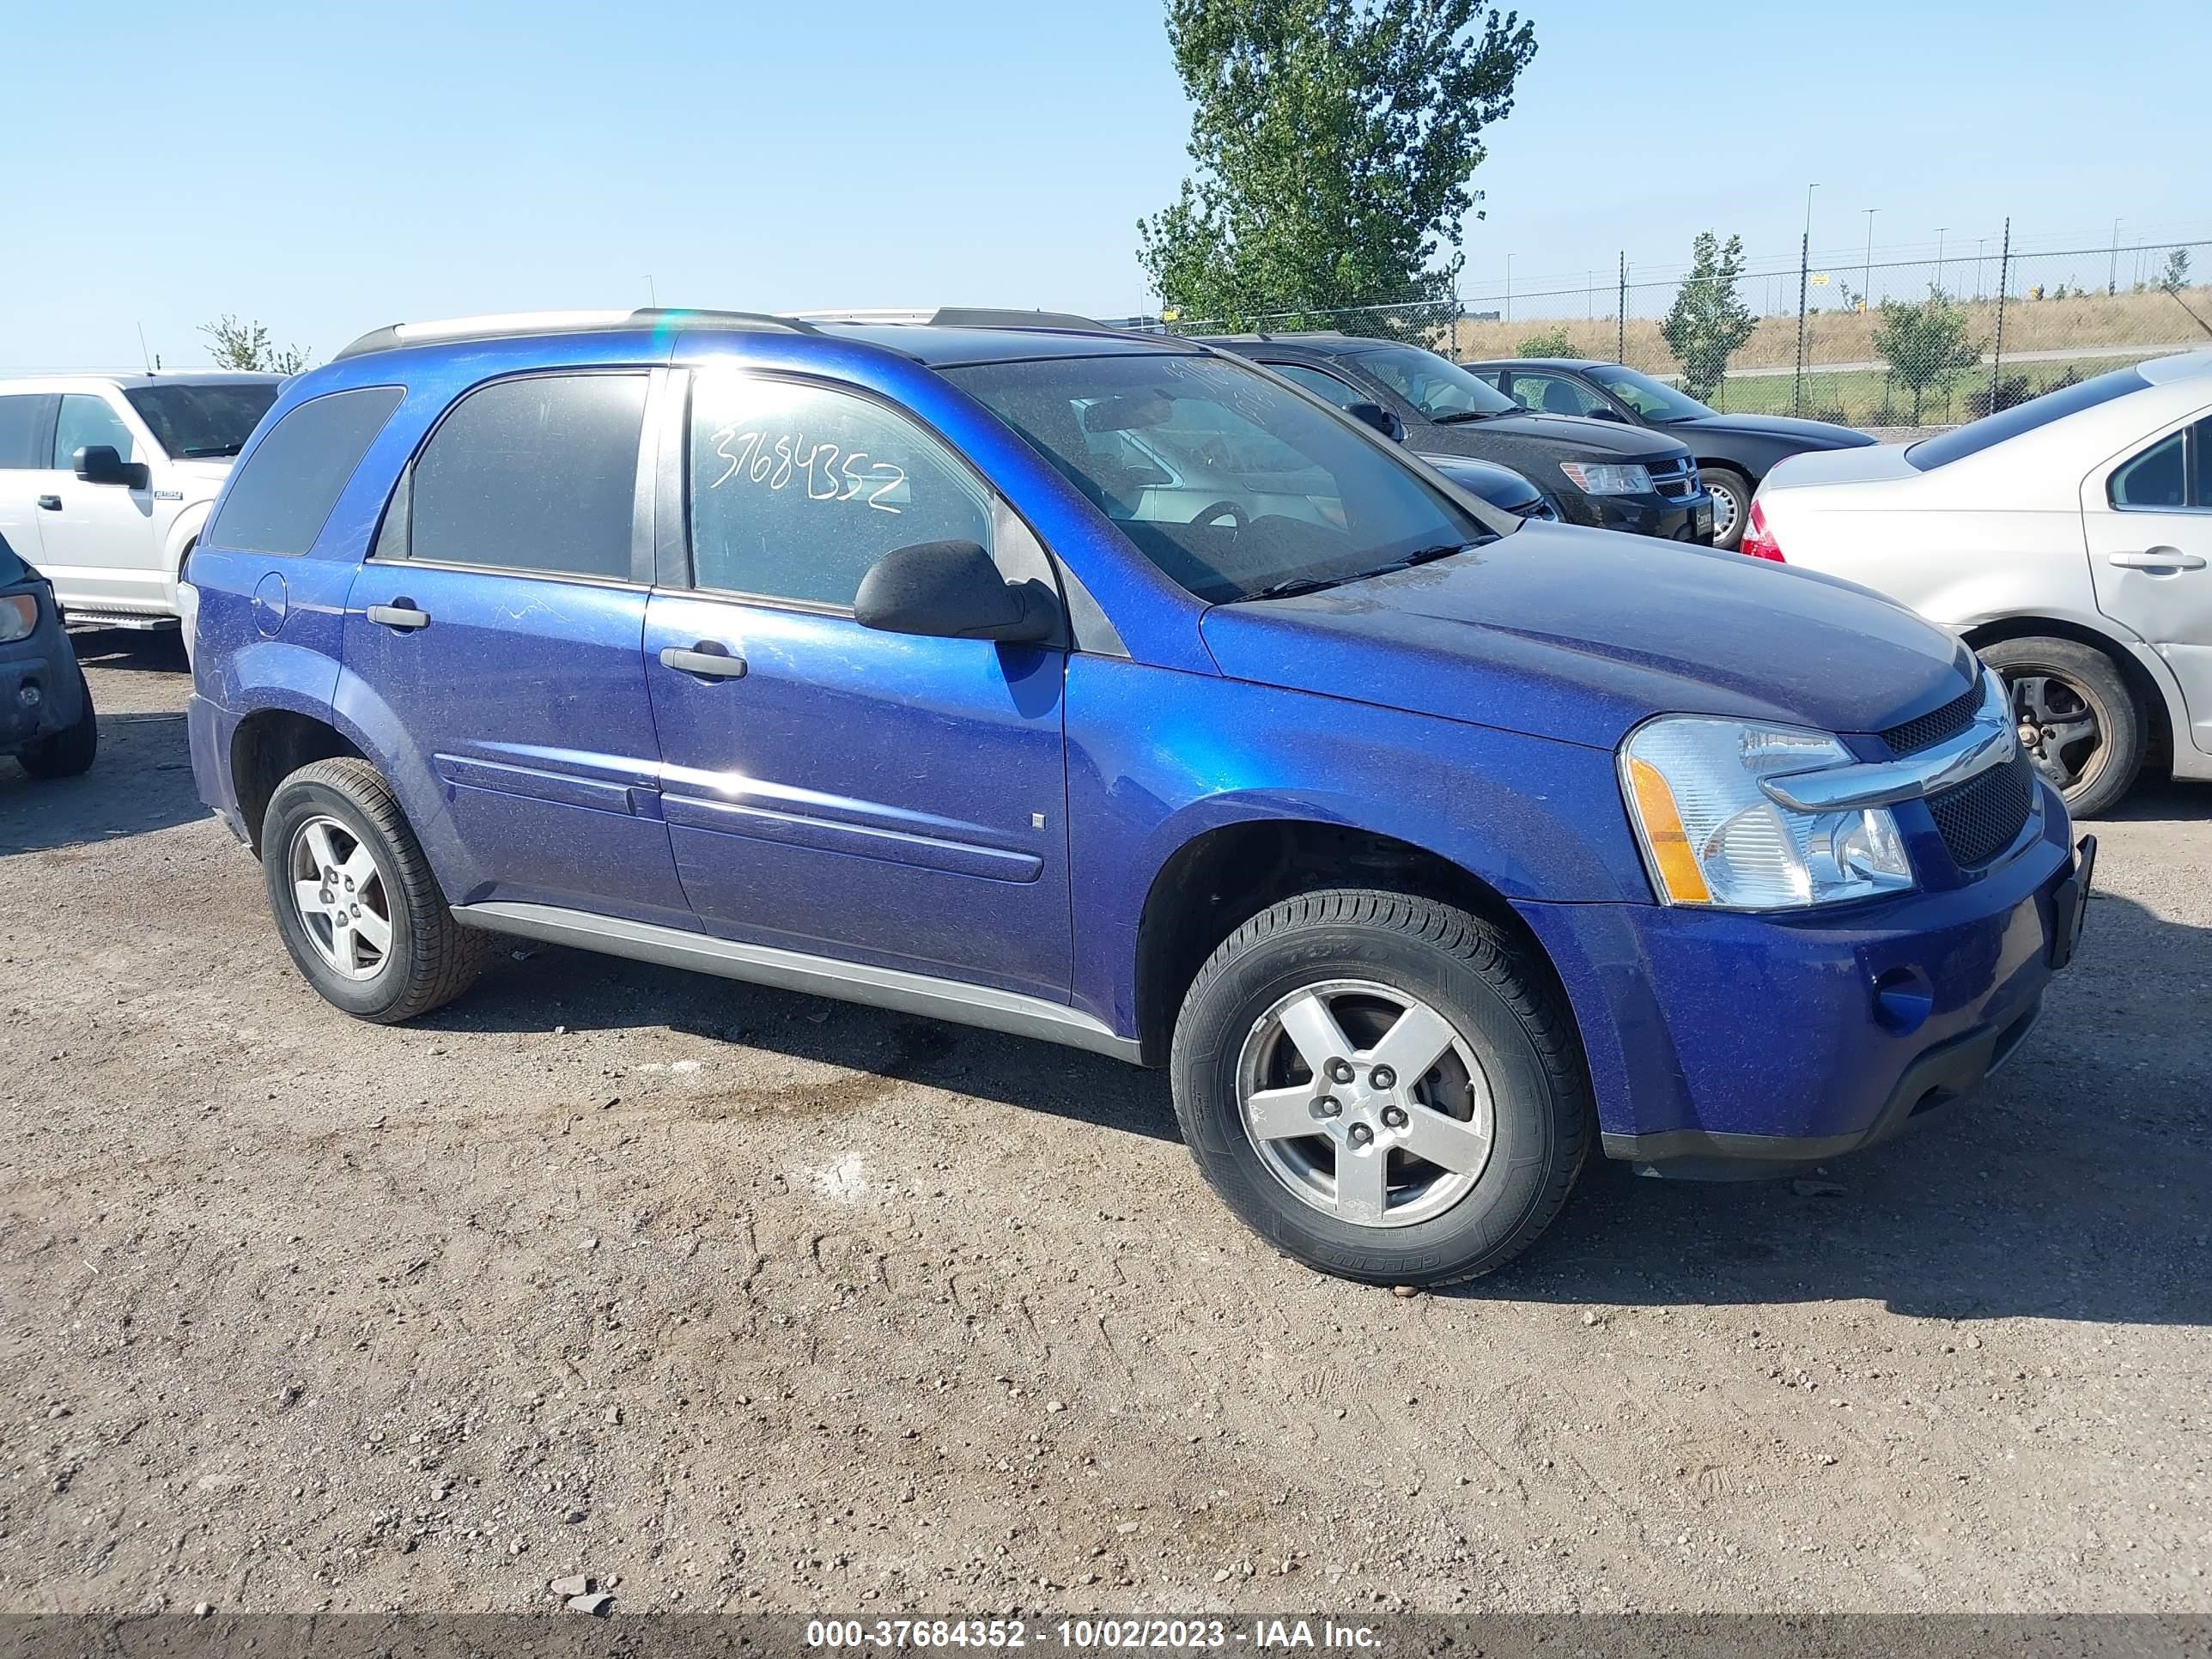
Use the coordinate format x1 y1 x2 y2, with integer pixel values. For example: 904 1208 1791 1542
185 307 2094 1286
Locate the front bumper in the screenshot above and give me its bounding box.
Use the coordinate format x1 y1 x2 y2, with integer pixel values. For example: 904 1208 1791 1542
0 595 85 753
1516 783 2084 1175
1559 486 1714 544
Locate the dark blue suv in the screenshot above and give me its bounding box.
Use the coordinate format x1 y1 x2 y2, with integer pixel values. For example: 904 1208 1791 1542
185 307 2093 1286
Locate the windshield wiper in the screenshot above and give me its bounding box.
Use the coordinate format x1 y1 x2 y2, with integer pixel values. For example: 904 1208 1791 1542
1431 409 1511 424
1238 543 1476 602
181 443 243 458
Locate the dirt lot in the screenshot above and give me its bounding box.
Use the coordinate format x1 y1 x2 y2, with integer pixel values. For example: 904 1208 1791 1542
3 633 2208 1618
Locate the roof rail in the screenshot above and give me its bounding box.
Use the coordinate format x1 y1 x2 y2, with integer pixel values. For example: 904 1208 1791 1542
794 306 1133 337
331 307 819 362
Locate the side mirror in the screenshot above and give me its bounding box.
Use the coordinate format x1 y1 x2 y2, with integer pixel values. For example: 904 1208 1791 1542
1585 405 1629 422
1345 402 1406 443
854 540 1059 645
74 445 150 489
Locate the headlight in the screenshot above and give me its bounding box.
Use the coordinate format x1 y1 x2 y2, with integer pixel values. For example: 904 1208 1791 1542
1559 461 1653 495
0 593 36 643
1620 716 1915 908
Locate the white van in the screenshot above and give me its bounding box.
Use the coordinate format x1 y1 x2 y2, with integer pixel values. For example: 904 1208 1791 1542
0 374 280 627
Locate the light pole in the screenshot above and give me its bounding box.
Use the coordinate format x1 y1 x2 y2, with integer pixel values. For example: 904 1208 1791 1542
1505 252 1514 322
1862 208 1878 308
1935 228 1947 295
2109 218 2122 295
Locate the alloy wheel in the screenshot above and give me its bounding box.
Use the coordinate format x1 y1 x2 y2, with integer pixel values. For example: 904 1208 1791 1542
287 814 394 981
1236 979 1493 1229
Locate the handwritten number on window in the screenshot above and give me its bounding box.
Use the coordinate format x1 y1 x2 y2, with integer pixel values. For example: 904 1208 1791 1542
710 425 906 514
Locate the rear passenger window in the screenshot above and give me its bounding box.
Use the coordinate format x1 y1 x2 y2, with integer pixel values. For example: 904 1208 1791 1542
688 372 991 608
2110 431 2185 509
210 386 404 556
0 395 50 469
404 374 646 580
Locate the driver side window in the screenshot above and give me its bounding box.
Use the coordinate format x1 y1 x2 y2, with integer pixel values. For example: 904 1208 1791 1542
1504 372 1610 420
688 373 994 608
53 394 136 467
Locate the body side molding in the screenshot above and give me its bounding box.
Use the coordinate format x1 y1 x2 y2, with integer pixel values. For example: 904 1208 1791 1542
450 901 1140 1062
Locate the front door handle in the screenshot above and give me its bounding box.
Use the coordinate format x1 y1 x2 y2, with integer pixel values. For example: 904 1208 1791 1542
366 602 431 630
659 643 749 679
36 495 61 511
2107 548 2207 571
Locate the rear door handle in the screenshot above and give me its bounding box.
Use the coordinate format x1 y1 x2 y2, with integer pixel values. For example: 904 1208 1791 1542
366 602 432 630
659 643 748 679
36 495 61 511
2107 548 2207 571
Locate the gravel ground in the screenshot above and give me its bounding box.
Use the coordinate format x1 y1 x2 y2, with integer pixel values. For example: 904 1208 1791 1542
2 631 2207 1618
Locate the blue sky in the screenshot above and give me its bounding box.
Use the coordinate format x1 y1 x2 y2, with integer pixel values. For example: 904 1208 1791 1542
3 0 2205 370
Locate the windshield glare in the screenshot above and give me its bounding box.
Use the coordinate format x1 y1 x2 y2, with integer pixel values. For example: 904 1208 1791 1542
946 352 1491 603
1350 344 1518 420
1587 365 1713 422
124 380 280 459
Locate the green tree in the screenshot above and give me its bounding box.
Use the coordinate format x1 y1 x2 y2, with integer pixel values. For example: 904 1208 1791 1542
199 315 308 375
1871 287 1983 423
1138 0 1536 339
2160 247 2193 295
1516 325 1574 356
1657 232 1754 402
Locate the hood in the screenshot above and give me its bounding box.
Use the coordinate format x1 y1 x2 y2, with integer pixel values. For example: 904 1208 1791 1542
1428 410 1683 462
165 458 237 488
1198 520 1973 751
1669 411 1875 447
1418 453 1542 508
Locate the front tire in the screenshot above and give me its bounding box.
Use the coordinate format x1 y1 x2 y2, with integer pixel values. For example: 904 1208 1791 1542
17 669 97 779
261 757 487 1022
1978 636 2142 818
1702 465 1752 550
1170 890 1592 1287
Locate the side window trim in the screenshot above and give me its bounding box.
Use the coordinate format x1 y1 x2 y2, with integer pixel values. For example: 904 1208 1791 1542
667 364 1062 621
367 368 656 586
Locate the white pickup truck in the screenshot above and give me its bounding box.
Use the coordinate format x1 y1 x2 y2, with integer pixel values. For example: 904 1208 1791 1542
0 373 279 628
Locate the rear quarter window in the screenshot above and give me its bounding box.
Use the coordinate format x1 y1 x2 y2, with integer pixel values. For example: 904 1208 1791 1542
209 386 405 556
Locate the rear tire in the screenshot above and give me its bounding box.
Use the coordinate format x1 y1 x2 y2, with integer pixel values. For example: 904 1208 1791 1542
261 757 487 1022
17 669 97 779
1170 889 1592 1287
1978 636 2142 819
1702 465 1752 550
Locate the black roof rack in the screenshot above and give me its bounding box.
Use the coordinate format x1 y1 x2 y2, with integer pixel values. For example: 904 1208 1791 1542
794 307 1139 337
331 307 820 362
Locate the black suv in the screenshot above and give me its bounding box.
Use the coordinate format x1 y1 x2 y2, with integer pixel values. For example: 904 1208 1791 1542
1200 333 1711 542
1462 358 1875 550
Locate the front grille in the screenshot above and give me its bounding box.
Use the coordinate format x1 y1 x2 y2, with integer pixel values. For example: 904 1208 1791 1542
1881 683 1982 757
1927 750 2034 867
1649 457 1699 500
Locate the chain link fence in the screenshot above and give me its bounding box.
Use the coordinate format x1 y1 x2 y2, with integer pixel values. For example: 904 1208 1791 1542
1138 239 2210 433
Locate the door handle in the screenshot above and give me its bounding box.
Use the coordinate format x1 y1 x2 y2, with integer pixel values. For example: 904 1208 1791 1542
36 495 61 511
366 602 432 630
659 643 748 679
2107 548 2206 571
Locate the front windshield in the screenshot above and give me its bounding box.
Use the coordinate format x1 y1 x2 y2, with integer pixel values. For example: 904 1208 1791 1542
945 352 1491 604
1349 344 1519 421
124 380 280 459
1586 364 1714 422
